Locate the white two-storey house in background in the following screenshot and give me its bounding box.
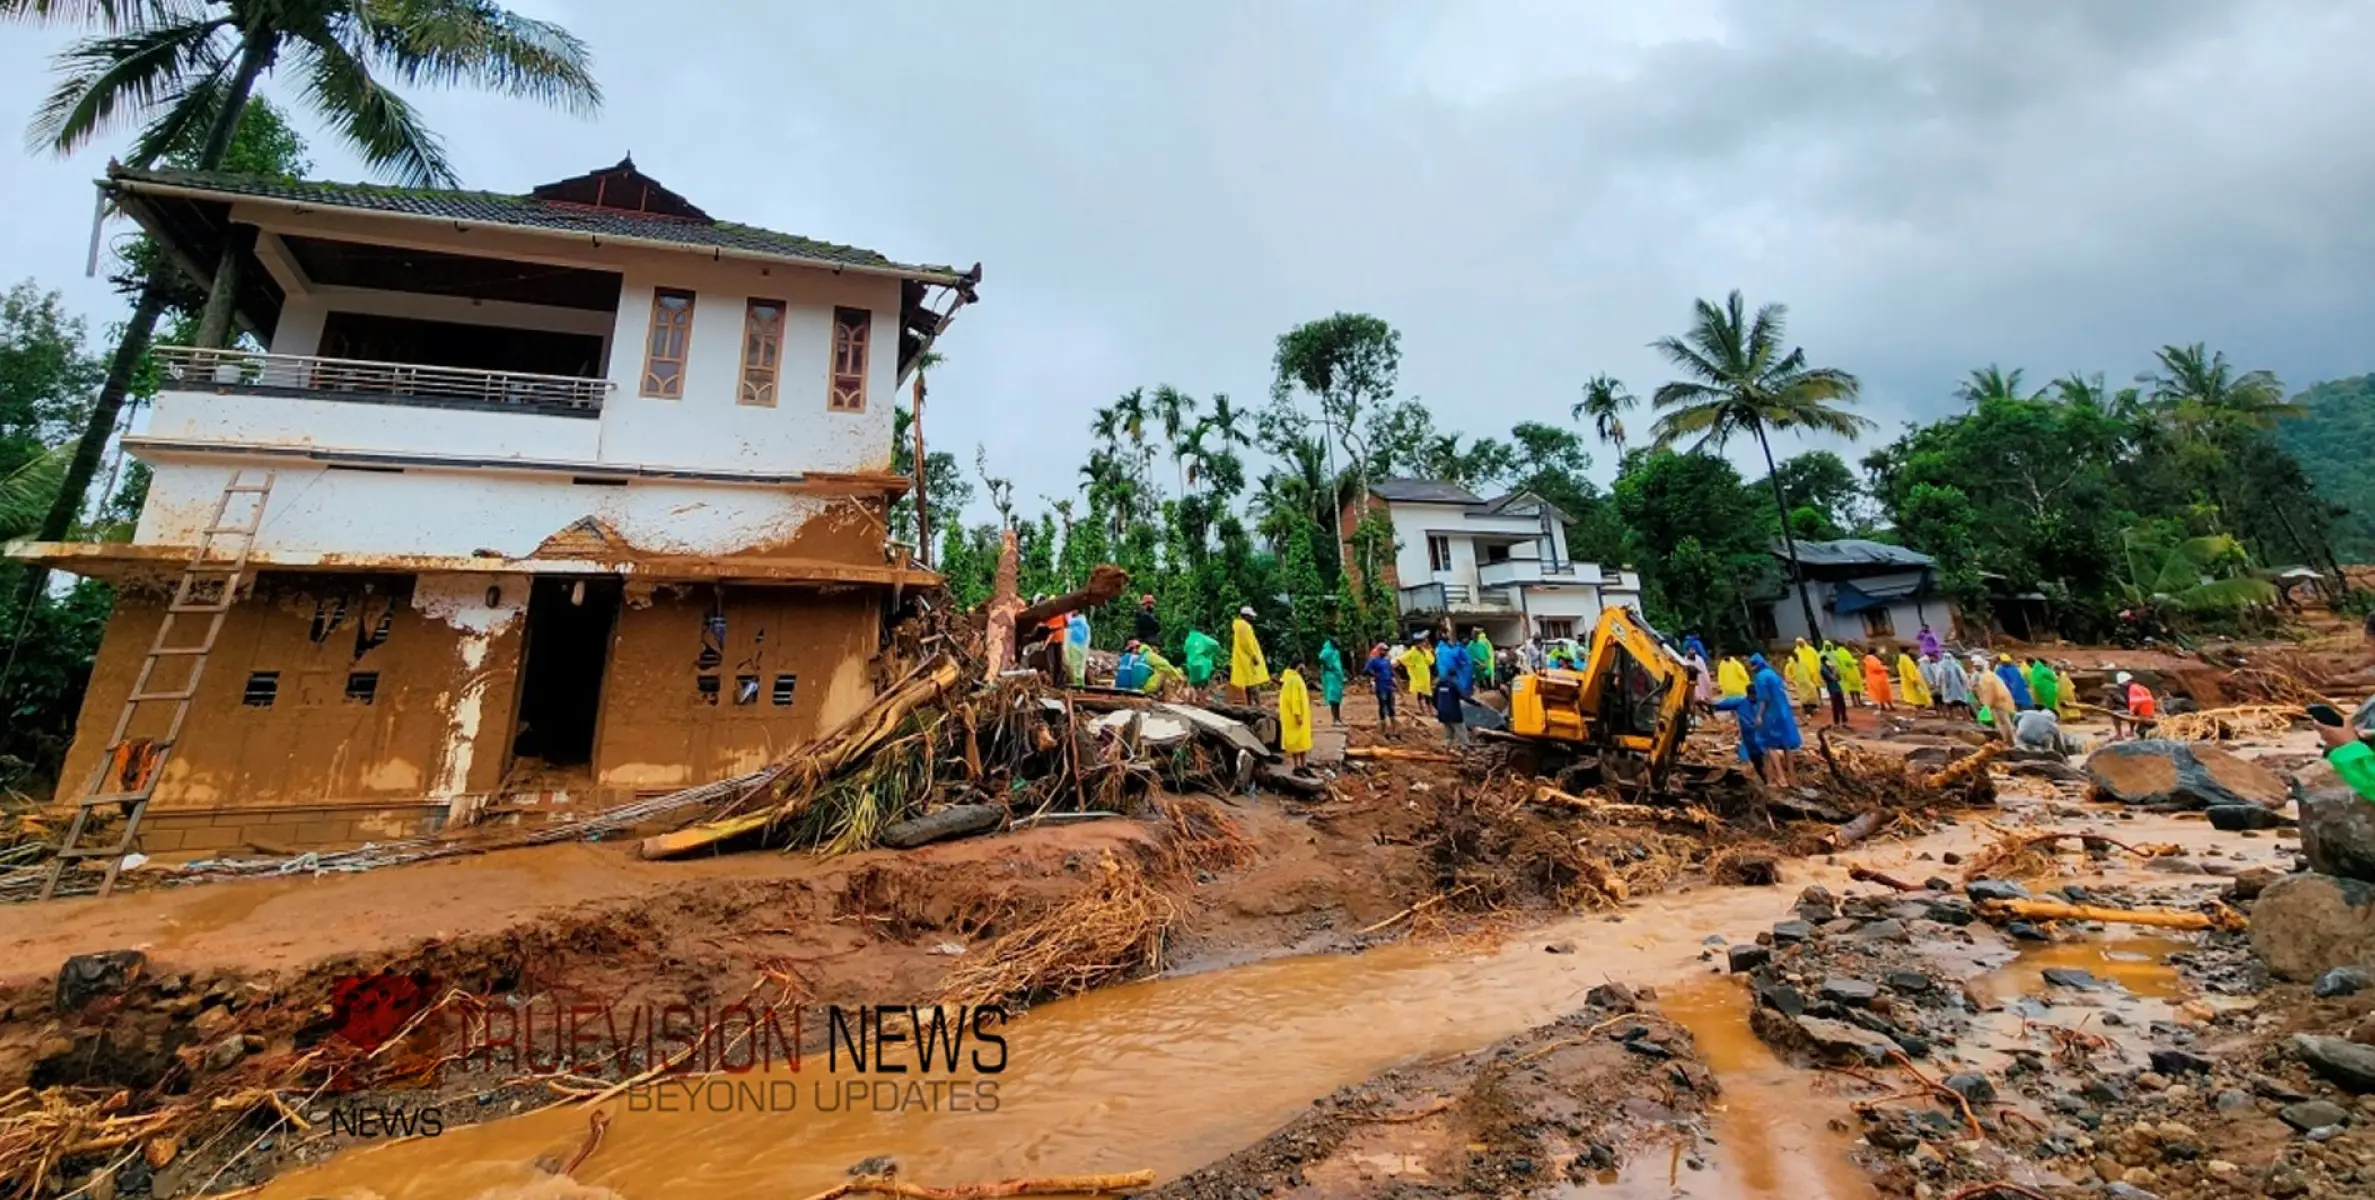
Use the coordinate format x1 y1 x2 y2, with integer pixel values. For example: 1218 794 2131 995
1344 479 1643 646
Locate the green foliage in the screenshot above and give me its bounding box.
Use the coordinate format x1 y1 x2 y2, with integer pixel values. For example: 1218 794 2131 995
1613 450 1774 647
2117 532 2278 614
1765 450 1863 533
2273 374 2375 561
0 280 101 470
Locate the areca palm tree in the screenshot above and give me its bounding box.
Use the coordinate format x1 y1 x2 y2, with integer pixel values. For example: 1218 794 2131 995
1150 384 1198 494
9 0 599 597
1649 290 1871 639
1571 373 1635 455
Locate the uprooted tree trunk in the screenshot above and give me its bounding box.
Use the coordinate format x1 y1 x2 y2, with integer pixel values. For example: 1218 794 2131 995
639 653 967 859
1975 897 2243 932
1011 564 1131 639
984 528 1022 683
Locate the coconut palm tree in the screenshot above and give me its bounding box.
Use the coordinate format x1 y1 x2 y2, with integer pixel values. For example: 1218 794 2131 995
1571 373 1635 455
2143 343 2298 432
8 0 600 599
1649 290 1871 639
1954 365 2040 406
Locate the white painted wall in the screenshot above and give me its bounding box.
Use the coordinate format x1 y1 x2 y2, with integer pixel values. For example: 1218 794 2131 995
222 205 910 479
144 390 602 462
136 460 854 560
1765 574 1953 646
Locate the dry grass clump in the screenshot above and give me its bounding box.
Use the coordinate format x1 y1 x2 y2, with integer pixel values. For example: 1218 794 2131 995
2155 704 2302 743
936 851 1178 1007
1157 795 1254 876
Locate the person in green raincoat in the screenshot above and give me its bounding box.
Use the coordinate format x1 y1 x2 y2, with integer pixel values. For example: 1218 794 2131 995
1828 642 1862 703
1182 629 1221 698
2026 658 2060 714
1318 639 1348 724
1468 628 1495 690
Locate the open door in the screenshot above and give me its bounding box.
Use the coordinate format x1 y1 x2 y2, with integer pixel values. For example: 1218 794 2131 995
510 577 621 771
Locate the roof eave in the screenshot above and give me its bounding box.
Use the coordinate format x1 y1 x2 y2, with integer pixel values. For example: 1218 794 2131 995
104 173 974 288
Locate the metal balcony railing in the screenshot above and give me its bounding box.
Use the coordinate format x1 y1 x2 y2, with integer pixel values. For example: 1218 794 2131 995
155 347 613 417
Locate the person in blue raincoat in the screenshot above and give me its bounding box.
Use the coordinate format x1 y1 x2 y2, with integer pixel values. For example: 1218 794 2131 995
1992 655 2033 710
1747 653 1801 788
1432 634 1474 746
1713 693 1766 783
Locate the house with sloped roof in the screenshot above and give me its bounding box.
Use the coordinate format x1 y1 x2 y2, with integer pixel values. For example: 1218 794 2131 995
9 158 978 855
1341 479 1642 645
1761 538 1961 647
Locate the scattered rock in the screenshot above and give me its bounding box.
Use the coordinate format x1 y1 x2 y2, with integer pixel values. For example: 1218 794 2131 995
2293 1034 2375 1092
1771 920 1815 944
55 950 147 1013
2278 1100 2350 1132
200 1037 244 1073
2315 966 2372 997
190 1004 236 1039
1884 970 1934 994
2105 1181 2162 1200
1727 945 1771 973
2248 873 2375 982
2088 740 2288 810
1967 879 2030 902
1586 982 1639 1013
2149 1049 2214 1077
1942 1072 1997 1105
1545 941 1576 954
1756 983 1806 1017
2296 759 2375 883
2041 967 2101 990
1790 1015 1900 1065
2007 921 2048 941
2208 803 2286 831
1853 919 1908 943
1820 978 1879 1007
2228 867 2283 903
1794 885 1839 922
2214 1089 2253 1113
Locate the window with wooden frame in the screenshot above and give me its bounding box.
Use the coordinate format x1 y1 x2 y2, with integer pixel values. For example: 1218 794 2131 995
1860 606 1896 639
639 288 695 398
738 298 786 407
828 306 870 411
1427 535 1453 573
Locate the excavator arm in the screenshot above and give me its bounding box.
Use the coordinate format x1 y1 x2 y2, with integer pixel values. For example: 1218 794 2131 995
1508 606 1695 788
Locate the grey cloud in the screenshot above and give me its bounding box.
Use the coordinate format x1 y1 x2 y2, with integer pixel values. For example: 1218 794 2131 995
2 0 2369 518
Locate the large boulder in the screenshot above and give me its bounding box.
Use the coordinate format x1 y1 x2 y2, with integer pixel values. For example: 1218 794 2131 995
2249 873 2375 982
2086 740 2287 810
55 949 147 1013
2295 759 2375 883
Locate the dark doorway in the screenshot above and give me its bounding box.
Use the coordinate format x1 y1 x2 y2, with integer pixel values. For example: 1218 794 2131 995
511 577 621 768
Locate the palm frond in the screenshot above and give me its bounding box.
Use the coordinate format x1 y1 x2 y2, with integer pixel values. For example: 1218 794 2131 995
1648 336 1728 392
354 0 601 115
0 445 74 541
0 0 162 29
26 15 230 156
294 31 455 185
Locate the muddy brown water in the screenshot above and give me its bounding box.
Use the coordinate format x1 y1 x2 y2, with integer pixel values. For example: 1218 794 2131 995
252 805 2254 1200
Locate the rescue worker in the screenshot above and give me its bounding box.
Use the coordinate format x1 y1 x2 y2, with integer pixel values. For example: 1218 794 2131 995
1994 654 2034 711
2026 657 2060 715
1830 642 1863 705
1133 593 1161 645
1278 667 1313 768
1895 649 1932 709
1818 651 1850 728
1400 633 1433 700
1365 643 1398 729
1717 656 1751 701
1469 627 1497 691
1975 665 2018 744
1230 605 1270 703
1934 652 1974 717
1063 609 1091 687
1182 628 1221 698
1319 638 1347 725
2111 672 2158 739
2053 663 2082 720
1861 651 1895 711
1432 632 1473 747
1916 623 1942 659
1791 638 1824 701
1747 653 1801 787
1114 640 1151 691
1139 644 1185 696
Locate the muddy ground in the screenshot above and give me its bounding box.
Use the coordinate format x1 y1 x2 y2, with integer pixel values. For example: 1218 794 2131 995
4 636 2371 1198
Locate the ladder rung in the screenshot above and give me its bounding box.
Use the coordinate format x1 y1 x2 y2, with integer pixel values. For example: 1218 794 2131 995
222 484 273 494
128 689 198 703
56 843 136 859
79 791 154 808
169 601 233 614
203 524 261 534
150 645 210 656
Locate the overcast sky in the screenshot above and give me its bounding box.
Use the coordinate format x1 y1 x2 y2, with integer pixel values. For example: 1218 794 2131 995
5 0 2373 523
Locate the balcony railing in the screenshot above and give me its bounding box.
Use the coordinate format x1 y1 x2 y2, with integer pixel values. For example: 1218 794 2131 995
1477 559 1578 589
155 347 613 418
1397 582 1517 615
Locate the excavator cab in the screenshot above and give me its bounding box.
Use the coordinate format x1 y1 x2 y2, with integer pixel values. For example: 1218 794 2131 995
1507 607 1695 792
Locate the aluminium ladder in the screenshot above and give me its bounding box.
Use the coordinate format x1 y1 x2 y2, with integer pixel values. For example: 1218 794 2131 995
40 470 276 901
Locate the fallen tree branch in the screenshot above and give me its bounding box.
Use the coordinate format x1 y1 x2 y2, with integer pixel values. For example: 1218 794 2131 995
1530 786 1718 828
797 1171 1158 1200
561 1109 609 1176
1346 746 1461 763
1848 866 1925 892
1825 811 1885 850
1011 565 1131 639
1975 897 2243 932
1357 885 1477 935
1920 744 2000 790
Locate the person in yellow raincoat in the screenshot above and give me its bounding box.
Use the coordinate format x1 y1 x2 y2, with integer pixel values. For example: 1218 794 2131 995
1783 656 1812 713
1860 652 1895 711
1895 650 1932 709
1278 667 1313 767
1400 633 1433 700
1717 657 1751 700
1230 605 1270 702
1791 639 1823 701
1829 643 1862 703
2053 663 2081 719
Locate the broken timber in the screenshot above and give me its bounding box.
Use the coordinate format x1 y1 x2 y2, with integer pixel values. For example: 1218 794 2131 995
638 654 966 859
1974 897 2244 932
1010 564 1131 639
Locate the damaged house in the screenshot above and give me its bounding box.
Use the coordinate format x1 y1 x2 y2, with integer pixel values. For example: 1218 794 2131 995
11 159 977 858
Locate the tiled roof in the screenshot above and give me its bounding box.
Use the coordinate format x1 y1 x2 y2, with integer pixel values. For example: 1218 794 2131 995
109 165 966 282
1777 538 1936 569
1372 478 1484 505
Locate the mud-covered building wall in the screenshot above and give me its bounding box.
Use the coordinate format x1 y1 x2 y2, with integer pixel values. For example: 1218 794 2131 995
55 572 528 853
594 585 880 790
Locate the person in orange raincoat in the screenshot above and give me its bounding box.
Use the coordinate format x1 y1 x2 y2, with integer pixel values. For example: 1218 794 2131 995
1860 652 1895 711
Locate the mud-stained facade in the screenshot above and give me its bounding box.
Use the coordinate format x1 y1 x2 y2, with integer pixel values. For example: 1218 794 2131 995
14 159 978 853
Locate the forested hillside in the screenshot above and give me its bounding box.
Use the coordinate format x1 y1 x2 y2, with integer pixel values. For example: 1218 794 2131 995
2276 375 2375 562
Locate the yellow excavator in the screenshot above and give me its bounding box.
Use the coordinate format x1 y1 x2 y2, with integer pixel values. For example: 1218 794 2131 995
1504 606 1703 794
